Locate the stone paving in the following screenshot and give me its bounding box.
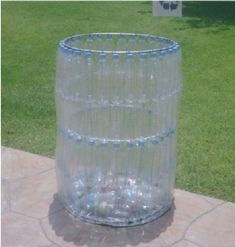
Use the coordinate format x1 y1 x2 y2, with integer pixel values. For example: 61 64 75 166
1 146 235 247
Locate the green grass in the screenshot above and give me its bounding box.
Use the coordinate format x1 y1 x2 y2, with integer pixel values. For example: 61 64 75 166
2 2 235 202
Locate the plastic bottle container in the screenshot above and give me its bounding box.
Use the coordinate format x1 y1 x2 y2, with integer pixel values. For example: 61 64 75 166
55 33 181 227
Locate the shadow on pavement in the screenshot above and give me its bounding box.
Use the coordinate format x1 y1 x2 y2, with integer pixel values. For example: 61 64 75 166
48 193 175 247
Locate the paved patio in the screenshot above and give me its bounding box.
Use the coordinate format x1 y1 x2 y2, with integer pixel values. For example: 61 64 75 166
1 146 235 247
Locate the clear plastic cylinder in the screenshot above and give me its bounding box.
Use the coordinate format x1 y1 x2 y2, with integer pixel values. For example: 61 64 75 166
55 33 181 227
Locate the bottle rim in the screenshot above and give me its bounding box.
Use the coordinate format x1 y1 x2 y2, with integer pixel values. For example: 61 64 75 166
59 32 180 55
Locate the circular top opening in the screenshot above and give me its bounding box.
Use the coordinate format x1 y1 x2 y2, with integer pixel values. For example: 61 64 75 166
60 33 179 54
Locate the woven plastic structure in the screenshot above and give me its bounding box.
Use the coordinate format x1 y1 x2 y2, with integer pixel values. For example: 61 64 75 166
55 33 181 227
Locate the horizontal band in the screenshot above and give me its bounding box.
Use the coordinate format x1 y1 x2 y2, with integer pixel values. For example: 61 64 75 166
56 83 181 105
59 127 175 147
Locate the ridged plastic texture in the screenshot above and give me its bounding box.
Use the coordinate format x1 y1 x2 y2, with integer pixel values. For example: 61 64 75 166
55 33 181 227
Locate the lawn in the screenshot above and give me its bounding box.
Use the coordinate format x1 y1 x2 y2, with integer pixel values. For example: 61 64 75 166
2 1 235 202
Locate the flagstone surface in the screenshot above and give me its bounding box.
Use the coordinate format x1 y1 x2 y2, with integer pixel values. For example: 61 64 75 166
2 147 235 247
